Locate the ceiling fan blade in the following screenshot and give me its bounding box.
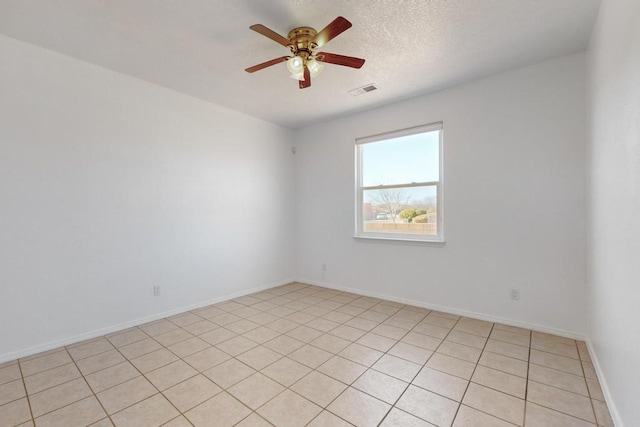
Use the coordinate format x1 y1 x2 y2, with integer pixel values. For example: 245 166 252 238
245 56 289 73
299 66 311 89
249 24 292 47
316 52 365 69
313 16 352 47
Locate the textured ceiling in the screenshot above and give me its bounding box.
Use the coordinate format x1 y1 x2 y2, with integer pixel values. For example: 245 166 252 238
0 0 600 129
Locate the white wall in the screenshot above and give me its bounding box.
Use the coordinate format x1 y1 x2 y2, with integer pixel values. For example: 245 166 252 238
587 0 640 424
294 54 588 336
0 35 295 361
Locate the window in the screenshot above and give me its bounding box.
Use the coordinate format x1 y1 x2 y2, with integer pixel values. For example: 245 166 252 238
355 122 443 242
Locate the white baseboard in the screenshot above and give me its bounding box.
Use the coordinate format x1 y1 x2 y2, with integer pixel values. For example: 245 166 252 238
4 276 622 425
0 278 294 364
298 278 587 340
300 278 628 424
585 340 623 427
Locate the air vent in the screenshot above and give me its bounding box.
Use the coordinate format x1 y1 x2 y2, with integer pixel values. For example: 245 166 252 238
348 83 378 96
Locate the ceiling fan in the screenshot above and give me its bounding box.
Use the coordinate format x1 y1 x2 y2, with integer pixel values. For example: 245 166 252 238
245 16 365 89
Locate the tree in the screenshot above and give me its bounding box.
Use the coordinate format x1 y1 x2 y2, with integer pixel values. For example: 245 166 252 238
413 213 428 223
400 208 428 223
370 189 411 223
399 208 417 222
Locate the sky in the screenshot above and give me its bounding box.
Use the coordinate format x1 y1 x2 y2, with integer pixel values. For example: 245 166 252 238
361 129 440 206
361 129 440 187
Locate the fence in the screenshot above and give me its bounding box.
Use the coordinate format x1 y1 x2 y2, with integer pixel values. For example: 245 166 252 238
364 222 437 235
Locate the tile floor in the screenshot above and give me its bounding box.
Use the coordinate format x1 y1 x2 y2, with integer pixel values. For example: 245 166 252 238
0 283 614 427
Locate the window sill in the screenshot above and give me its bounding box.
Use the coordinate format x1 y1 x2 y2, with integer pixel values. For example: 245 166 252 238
353 235 445 246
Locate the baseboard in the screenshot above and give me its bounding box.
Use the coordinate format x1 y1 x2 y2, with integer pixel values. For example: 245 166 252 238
0 278 295 364
297 278 587 340
585 339 623 427
4 276 621 425
304 278 621 425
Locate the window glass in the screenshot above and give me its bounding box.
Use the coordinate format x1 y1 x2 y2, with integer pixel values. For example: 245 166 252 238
356 123 443 242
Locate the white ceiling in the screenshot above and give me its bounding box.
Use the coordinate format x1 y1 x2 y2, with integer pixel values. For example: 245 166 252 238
0 0 600 129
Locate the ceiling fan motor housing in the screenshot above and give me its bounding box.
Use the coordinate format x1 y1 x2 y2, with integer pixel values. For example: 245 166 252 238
245 17 364 89
287 27 318 58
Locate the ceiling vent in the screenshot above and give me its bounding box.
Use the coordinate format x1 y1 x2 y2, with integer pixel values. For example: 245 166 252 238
348 83 378 96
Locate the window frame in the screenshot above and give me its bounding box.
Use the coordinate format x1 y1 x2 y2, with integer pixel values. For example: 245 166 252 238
354 122 444 243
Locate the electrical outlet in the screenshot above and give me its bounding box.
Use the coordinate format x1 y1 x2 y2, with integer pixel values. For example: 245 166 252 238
153 286 161 297
510 289 520 301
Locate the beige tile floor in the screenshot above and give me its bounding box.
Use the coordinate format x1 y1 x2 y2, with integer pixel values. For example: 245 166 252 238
0 283 614 427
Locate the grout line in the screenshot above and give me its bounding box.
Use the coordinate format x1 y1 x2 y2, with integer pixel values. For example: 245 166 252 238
523 396 602 425
579 339 600 426
2 283 607 427
523 329 532 426
342 308 430 425
69 335 183 425
161 414 195 426
447 317 490 425
21 346 119 424
63 346 117 427
16 358 36 424
230 288 404 426
230 286 597 425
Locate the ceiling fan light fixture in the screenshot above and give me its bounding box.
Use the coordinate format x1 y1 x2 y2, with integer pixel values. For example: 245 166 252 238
306 58 324 77
246 17 365 89
287 55 304 74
